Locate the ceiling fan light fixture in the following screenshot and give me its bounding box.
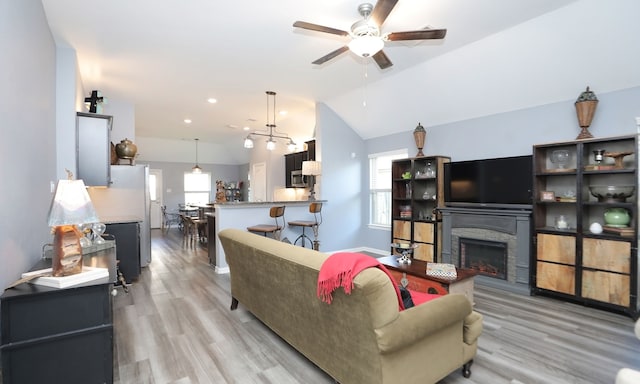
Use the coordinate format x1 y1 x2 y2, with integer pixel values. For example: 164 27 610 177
348 35 384 57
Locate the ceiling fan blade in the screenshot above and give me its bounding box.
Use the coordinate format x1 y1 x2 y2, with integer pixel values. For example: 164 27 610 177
312 46 350 65
372 50 393 70
371 0 399 27
386 28 447 41
293 21 349 36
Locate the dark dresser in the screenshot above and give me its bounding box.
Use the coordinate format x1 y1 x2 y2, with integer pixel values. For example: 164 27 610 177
0 242 116 383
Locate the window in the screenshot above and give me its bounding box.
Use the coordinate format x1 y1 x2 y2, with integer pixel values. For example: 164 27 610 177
369 149 408 227
184 172 211 205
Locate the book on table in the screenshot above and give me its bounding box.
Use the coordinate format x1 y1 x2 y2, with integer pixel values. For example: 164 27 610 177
21 266 109 288
426 263 458 279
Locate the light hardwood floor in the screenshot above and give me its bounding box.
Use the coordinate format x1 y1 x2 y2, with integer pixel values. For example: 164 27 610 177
113 229 640 384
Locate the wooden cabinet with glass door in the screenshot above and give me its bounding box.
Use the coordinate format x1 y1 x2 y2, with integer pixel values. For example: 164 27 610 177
391 156 450 262
532 135 638 318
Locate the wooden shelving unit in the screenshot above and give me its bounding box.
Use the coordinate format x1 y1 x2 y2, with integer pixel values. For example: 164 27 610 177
532 135 638 318
391 156 450 262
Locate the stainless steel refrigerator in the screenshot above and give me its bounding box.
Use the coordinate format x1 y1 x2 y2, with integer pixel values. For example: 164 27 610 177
87 165 152 269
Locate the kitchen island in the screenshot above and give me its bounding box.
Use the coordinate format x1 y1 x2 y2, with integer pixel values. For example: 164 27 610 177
211 201 326 273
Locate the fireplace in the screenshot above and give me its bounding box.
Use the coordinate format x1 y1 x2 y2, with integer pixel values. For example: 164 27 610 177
440 207 531 294
459 237 507 280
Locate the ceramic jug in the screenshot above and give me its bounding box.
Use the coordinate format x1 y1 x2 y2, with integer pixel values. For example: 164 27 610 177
115 138 138 159
604 208 630 227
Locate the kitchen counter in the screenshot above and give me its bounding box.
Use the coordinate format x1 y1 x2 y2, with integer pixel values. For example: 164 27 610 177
98 215 143 224
211 200 327 273
214 200 322 207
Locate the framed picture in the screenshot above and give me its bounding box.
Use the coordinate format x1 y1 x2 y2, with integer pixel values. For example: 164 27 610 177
540 191 555 201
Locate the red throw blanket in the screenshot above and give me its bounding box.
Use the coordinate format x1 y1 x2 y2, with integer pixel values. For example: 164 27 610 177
317 252 405 311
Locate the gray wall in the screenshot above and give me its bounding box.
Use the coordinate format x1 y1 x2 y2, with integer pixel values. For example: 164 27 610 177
315 103 367 250
0 0 57 289
359 86 640 252
142 161 248 211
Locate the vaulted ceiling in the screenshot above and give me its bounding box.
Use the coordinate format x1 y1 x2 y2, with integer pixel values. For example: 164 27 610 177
43 0 639 159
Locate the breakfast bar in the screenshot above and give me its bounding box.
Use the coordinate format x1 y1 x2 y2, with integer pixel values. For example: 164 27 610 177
211 201 327 273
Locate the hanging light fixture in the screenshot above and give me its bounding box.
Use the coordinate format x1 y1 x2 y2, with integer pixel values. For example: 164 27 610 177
243 91 297 151
192 138 202 173
347 6 384 58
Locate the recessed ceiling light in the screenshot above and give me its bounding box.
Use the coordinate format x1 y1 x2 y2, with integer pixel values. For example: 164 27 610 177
279 110 288 116
243 126 250 131
207 98 217 104
184 119 192 124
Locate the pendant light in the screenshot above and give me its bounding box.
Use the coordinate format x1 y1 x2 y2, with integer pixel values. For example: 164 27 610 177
243 91 296 151
192 138 202 173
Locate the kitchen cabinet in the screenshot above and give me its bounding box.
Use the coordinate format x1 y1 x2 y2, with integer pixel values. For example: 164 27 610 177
532 135 638 317
76 112 112 186
0 245 115 384
284 140 315 188
391 156 450 262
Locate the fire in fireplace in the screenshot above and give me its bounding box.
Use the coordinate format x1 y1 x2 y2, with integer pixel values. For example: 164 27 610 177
459 237 507 280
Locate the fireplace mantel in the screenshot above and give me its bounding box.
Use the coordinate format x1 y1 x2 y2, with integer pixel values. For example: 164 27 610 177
440 207 532 294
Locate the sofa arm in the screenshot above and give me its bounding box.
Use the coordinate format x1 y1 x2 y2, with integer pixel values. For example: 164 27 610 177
375 294 471 354
464 311 483 345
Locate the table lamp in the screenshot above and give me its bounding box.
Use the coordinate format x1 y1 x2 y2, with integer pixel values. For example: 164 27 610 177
302 160 321 201
47 173 99 277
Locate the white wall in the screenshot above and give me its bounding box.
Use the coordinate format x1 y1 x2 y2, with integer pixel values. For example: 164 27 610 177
102 98 135 145
327 0 640 142
0 0 57 289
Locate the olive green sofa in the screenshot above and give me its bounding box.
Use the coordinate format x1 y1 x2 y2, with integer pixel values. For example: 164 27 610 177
218 228 483 384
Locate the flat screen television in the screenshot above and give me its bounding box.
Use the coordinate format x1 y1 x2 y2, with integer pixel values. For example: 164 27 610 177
444 155 533 209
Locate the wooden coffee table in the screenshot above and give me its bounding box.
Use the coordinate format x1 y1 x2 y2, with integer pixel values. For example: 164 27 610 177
378 256 476 304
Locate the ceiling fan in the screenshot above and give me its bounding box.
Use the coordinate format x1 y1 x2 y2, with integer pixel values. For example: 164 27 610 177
293 0 447 69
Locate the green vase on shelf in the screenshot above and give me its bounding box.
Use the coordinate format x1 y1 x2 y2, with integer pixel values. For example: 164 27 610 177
604 208 630 227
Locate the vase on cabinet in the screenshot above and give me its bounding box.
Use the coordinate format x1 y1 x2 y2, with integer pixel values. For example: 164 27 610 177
413 123 426 157
575 87 598 140
115 138 138 165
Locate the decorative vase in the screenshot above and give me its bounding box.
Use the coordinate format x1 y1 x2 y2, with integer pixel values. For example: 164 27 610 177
604 208 630 227
575 87 598 140
115 138 138 164
413 122 426 157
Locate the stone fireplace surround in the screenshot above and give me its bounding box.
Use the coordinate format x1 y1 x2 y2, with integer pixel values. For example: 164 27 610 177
440 207 532 294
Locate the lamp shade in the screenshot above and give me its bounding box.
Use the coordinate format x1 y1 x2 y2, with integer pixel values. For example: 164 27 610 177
47 179 99 226
302 161 322 176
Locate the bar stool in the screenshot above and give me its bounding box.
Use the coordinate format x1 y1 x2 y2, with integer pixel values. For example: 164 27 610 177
288 202 322 250
247 206 286 241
